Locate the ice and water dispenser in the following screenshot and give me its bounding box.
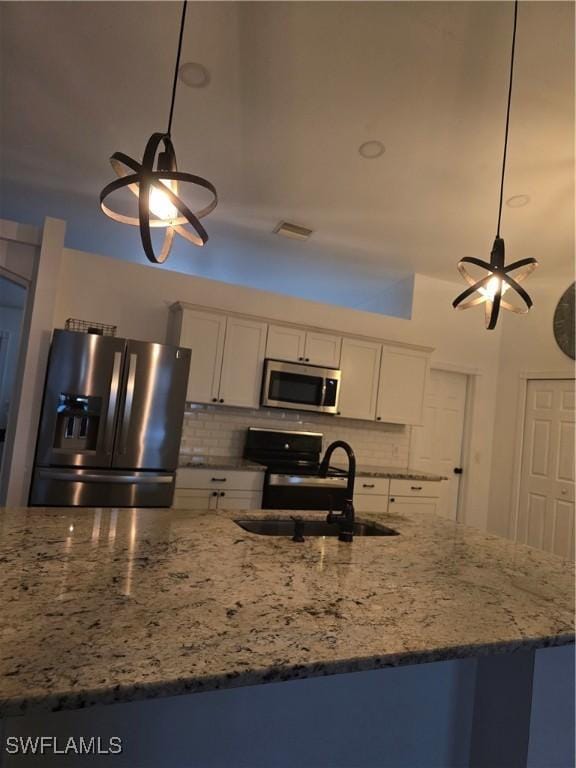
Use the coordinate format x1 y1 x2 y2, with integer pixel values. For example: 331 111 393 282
53 393 102 452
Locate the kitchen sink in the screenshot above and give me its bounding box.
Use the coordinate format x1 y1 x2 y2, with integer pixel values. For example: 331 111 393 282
234 518 399 537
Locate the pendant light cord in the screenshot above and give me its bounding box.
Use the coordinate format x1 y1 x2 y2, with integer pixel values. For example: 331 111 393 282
167 0 188 137
496 0 518 237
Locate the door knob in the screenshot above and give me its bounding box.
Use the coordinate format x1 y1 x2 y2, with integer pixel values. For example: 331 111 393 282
454 467 463 475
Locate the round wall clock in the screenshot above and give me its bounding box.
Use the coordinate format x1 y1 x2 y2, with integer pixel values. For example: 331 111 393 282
553 282 575 360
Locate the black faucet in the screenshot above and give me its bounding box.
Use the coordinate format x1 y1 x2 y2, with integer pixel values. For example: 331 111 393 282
318 440 356 542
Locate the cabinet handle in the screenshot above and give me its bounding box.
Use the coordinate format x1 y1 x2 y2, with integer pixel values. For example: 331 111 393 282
220 492 226 497
305 358 310 362
389 497 395 503
212 398 218 402
376 416 382 421
219 398 224 404
298 357 304 361
362 483 375 488
411 486 423 491
212 491 218 497
211 477 227 483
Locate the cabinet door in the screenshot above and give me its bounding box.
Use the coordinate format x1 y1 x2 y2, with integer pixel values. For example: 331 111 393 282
337 338 381 420
179 309 226 404
354 494 389 514
266 324 306 362
218 317 268 408
304 332 342 367
387 496 439 515
216 490 262 511
376 347 430 425
172 489 214 510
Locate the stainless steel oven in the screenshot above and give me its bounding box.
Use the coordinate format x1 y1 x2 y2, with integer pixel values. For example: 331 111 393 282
261 359 341 414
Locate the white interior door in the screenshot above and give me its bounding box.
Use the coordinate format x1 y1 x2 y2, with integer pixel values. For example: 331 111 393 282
409 369 468 520
517 379 575 560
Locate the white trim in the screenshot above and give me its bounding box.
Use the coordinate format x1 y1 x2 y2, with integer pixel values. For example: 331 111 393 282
519 370 575 381
0 218 41 247
431 360 483 377
510 374 576 541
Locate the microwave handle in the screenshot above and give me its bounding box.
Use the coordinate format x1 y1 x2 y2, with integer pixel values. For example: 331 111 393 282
321 379 327 406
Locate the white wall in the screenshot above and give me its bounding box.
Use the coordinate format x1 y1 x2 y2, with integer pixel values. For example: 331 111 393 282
52 248 502 530
488 268 575 537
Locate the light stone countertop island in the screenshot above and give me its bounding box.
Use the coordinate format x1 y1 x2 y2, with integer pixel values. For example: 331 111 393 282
0 505 573 719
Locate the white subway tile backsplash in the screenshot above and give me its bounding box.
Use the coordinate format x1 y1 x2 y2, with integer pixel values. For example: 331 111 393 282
180 405 410 469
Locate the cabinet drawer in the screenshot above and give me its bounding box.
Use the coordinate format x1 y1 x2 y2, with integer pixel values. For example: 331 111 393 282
355 477 391 495
389 479 441 498
176 468 264 492
354 493 389 514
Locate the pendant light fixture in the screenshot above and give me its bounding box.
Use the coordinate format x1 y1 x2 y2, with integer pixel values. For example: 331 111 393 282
100 1 217 264
452 0 538 330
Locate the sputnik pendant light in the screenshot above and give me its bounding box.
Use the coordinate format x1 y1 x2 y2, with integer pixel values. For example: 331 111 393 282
452 0 538 330
100 1 217 264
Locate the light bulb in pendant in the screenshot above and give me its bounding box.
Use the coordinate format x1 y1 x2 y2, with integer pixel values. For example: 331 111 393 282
149 180 178 221
479 276 511 301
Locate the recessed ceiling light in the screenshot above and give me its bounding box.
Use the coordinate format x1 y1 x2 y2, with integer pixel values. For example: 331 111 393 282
358 140 385 159
506 194 530 208
274 221 313 241
178 62 211 88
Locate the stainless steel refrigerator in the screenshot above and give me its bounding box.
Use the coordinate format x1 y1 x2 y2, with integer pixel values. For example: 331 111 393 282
29 329 191 507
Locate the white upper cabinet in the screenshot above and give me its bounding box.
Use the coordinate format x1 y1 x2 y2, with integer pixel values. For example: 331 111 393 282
266 325 306 362
337 338 381 421
304 332 342 368
376 346 430 426
178 308 226 404
174 307 267 409
218 317 268 408
266 325 341 367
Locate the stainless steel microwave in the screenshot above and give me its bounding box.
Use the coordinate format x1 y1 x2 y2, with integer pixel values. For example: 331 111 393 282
261 359 341 414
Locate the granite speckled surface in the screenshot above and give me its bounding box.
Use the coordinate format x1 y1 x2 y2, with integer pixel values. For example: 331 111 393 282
178 456 265 471
355 465 444 481
0 506 573 717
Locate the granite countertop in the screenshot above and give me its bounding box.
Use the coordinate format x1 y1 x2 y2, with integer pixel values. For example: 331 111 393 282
0 506 573 717
355 466 445 481
178 457 443 481
178 456 266 471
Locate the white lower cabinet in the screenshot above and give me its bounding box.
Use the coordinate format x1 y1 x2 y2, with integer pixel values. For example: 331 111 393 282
354 477 442 516
174 469 264 511
354 477 390 514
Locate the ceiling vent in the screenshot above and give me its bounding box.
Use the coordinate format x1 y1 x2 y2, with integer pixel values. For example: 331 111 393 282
274 221 313 241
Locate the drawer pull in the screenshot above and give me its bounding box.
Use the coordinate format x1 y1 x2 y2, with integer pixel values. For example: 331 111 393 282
211 477 227 483
362 483 375 488
411 486 423 491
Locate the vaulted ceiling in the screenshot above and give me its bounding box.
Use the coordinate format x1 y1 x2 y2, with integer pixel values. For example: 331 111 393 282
0 2 573 308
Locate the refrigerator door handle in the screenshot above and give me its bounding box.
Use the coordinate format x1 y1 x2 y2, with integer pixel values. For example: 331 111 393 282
118 353 137 455
37 470 173 484
105 351 123 455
